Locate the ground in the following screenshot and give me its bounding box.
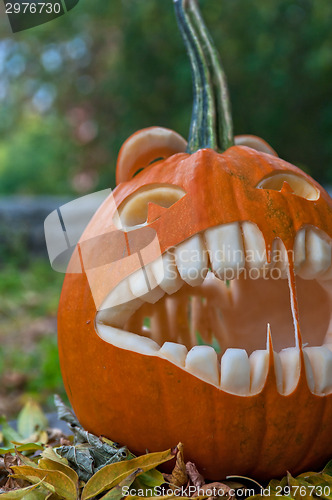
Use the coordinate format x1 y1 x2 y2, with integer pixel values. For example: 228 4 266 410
0 259 66 418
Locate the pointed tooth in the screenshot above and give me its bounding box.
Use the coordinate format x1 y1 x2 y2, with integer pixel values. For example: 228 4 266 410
185 346 219 385
96 323 159 354
129 265 165 304
295 229 331 279
174 234 208 287
151 252 183 295
97 279 143 328
242 222 267 275
204 222 245 280
304 346 332 394
220 349 250 395
159 342 188 367
279 347 315 394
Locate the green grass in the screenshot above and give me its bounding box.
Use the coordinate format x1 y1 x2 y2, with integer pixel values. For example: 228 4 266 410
0 259 67 414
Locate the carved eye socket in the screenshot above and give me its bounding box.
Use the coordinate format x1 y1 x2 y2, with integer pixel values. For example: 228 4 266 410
114 183 186 229
256 172 320 201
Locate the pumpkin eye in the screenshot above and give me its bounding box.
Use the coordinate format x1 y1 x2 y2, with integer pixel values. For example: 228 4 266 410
256 172 320 201
114 183 186 228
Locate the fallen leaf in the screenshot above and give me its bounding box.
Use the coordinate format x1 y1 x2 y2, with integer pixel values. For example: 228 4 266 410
56 444 94 482
82 448 175 500
0 418 22 448
186 462 205 489
324 460 332 477
139 467 165 488
14 451 37 468
287 473 312 500
100 468 143 500
38 457 79 486
0 443 44 455
41 446 69 465
10 465 77 500
0 479 44 498
54 395 80 427
17 401 48 440
164 443 188 488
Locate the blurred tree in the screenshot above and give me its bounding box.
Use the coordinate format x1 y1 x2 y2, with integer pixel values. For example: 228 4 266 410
0 0 331 195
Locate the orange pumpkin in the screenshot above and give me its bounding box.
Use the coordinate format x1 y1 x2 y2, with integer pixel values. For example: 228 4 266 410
58 0 332 480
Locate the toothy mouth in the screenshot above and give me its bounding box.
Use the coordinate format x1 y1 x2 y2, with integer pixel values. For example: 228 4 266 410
95 221 332 396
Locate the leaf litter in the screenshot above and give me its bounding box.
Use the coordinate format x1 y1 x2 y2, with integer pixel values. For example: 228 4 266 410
0 396 331 499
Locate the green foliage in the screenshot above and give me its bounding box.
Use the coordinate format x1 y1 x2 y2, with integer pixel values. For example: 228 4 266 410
0 115 74 195
0 0 332 195
0 260 65 409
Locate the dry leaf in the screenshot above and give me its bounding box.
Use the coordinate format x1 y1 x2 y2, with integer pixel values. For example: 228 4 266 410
0 480 44 499
186 461 205 489
100 468 143 500
164 443 188 488
82 448 175 500
10 465 78 500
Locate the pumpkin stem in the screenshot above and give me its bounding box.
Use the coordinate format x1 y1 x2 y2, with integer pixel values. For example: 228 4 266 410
174 0 234 153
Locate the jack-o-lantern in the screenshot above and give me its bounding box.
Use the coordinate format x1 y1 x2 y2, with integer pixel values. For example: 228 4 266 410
58 0 332 480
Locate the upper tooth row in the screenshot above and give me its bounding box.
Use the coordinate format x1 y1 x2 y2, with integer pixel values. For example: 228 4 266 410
132 223 332 302
206 222 332 281
96 223 332 328
96 323 332 395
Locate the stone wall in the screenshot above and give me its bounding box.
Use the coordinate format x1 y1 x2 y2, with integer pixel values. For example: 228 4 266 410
0 196 69 261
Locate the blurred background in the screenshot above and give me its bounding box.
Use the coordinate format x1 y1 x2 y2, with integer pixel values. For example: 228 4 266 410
0 0 332 416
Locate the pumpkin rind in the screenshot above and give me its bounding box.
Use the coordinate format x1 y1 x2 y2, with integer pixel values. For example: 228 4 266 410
59 145 332 480
58 0 332 481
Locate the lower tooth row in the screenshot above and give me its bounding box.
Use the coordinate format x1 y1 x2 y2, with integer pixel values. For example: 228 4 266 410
158 342 332 396
96 322 332 395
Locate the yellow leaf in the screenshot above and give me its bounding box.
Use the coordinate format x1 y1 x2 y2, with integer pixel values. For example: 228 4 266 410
38 457 79 486
17 400 48 440
10 465 77 500
41 446 69 465
100 468 142 500
288 472 313 500
15 449 38 468
0 480 44 499
165 443 188 487
0 443 44 454
82 448 175 500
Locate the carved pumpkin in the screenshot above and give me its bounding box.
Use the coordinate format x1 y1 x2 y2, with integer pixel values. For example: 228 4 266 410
58 0 332 480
